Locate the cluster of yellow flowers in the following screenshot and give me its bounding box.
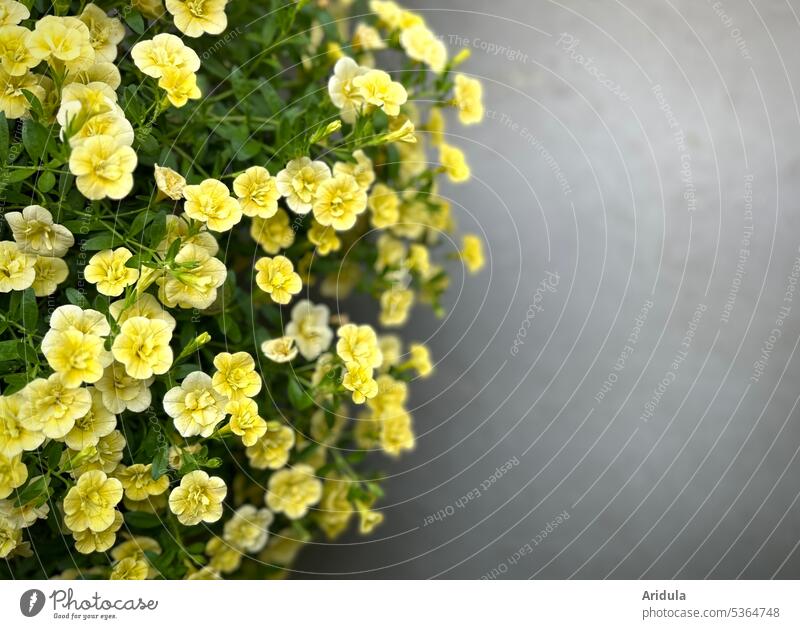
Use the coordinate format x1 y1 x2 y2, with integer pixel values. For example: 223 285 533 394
0 0 488 579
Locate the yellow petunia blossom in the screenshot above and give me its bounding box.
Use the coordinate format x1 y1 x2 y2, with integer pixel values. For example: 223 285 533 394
408 342 433 377
245 422 295 470
0 517 21 558
154 164 186 200
342 362 379 404
157 243 227 310
5 205 74 257
109 293 176 330
31 255 69 296
131 33 200 78
157 214 219 257
276 157 331 214
205 536 241 574
0 69 45 118
69 134 137 200
366 374 408 416
312 173 367 231
327 56 368 123
164 371 227 438
63 469 123 533
439 142 471 183
254 255 302 305
250 209 295 254
168 470 227 525
307 220 341 256
133 0 166 19
400 23 447 73
426 106 445 146
352 68 407 117
183 178 242 232
41 329 111 388
226 398 267 447
0 240 34 292
379 407 415 456
22 374 91 439
79 4 125 63
111 536 161 563
223 505 273 553
111 316 173 380
461 234 485 273
64 387 116 451
336 323 383 370
286 299 333 361
94 362 153 414
379 288 414 327
0 0 28 26
110 556 149 579
377 335 402 371
453 74 484 125
26 16 95 73
48 304 111 337
368 183 400 228
65 429 125 477
84 247 139 297
166 0 228 38
234 166 280 218
266 464 322 519
317 476 352 539
0 25 38 76
158 66 201 108
72 509 123 554
212 352 261 401
261 336 298 363
332 149 375 191
116 464 170 501
0 452 26 499
64 61 121 88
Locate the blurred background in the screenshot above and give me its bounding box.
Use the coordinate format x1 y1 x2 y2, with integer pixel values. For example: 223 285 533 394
297 0 800 578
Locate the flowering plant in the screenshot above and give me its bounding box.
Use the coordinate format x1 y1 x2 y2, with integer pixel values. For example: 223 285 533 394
0 0 484 579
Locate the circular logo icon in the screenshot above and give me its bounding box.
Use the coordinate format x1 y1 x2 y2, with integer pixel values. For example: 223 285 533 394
20 589 45 617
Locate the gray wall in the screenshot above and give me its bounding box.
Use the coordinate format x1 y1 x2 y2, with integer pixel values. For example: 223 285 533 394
296 0 800 578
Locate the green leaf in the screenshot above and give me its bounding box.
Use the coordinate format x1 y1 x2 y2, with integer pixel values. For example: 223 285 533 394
6 167 36 183
0 339 20 361
21 119 51 162
82 233 117 251
20 287 37 330
14 476 49 507
124 511 163 528
124 9 145 35
151 443 169 480
65 287 91 309
148 210 167 248
288 377 313 410
37 170 56 193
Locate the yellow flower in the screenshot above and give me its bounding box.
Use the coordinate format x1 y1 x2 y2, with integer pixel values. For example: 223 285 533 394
32 255 69 296
158 66 201 108
439 142 470 183
111 536 160 562
157 243 227 309
111 316 173 380
0 240 34 292
245 422 295 470
312 173 368 231
408 342 433 377
84 247 139 296
64 61 121 88
69 134 137 200
226 398 267 447
5 205 74 256
164 371 227 438
368 183 400 228
223 505 273 553
109 293 176 330
358 507 384 534
63 387 116 451
205 536 241 573
22 374 91 439
154 164 186 200
234 166 280 218
286 300 333 360
0 69 44 118
0 517 21 558
276 157 331 214
65 429 125 476
133 0 166 19
426 107 445 146
166 0 228 38
0 0 28 26
352 22 386 51
117 464 170 501
255 255 302 305
79 3 125 63
317 476 352 539
385 116 417 143
0 25 38 76
0 452 26 499
157 214 218 257
110 556 149 579
352 68 407 117
49 303 111 337
266 464 322 519
336 323 383 369
379 407 415 456
250 209 295 254
94 362 153 414
72 509 122 554
307 220 341 256
63 469 123 532
327 56 368 123
400 23 447 73
131 33 200 78
379 288 414 327
26 16 95 72
454 74 484 125
212 352 261 401
377 335 402 371
183 178 242 232
461 234 485 273
261 336 298 363
342 362 379 404
41 329 111 388
332 149 375 191
168 470 227 525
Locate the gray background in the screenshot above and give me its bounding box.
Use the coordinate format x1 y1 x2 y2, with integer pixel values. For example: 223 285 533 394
297 0 800 578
